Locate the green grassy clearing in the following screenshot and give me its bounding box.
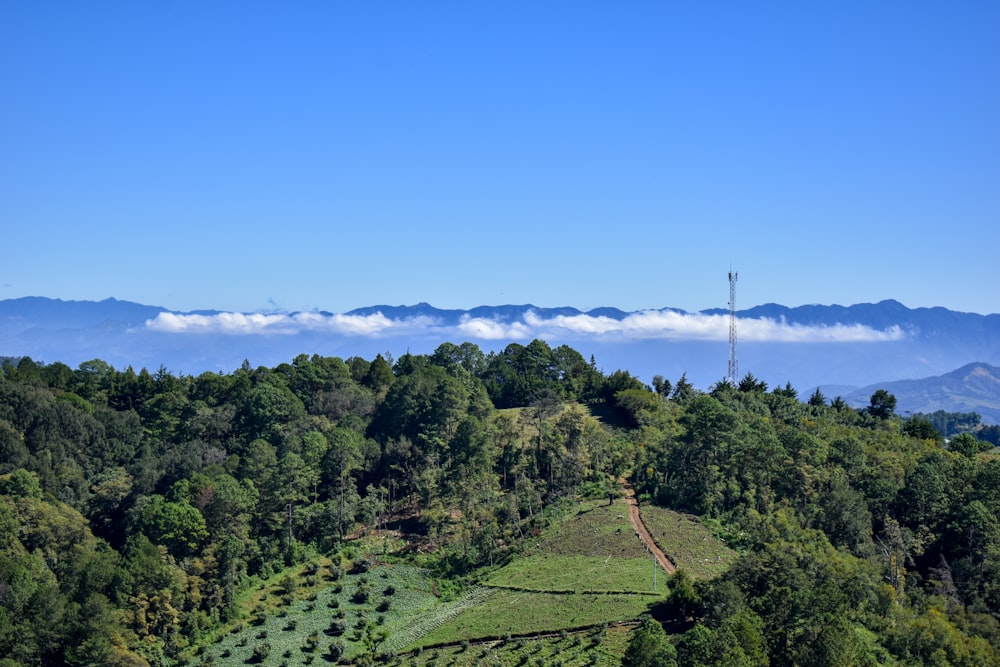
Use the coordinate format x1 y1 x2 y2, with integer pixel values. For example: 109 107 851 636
485 499 666 593
486 554 663 593
637 505 737 579
411 498 668 648
416 589 657 647
524 499 649 559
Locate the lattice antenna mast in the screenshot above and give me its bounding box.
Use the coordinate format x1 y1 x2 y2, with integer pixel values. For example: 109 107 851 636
728 270 738 384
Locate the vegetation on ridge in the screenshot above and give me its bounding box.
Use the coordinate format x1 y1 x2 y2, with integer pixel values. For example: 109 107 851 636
1 343 999 665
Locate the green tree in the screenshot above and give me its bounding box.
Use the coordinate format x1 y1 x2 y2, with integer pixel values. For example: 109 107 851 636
867 389 897 420
808 387 827 407
137 495 209 557
622 615 677 667
950 432 986 458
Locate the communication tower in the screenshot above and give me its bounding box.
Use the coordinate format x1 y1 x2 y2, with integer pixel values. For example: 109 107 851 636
728 270 738 384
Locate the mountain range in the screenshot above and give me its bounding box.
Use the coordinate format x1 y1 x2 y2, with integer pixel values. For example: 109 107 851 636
2 296 999 422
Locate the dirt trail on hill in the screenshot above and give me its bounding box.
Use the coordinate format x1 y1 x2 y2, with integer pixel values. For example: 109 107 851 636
622 484 676 575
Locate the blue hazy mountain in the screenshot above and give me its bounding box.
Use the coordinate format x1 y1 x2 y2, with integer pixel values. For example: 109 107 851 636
2 297 999 421
836 362 1000 424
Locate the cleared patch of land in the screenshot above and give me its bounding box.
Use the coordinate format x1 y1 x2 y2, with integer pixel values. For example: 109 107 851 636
486 553 663 593
485 499 665 593
405 624 633 667
199 498 736 665
522 499 652 559
413 500 667 648
417 590 651 645
638 504 737 579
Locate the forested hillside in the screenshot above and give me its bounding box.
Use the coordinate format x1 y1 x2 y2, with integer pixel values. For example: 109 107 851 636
2 341 999 666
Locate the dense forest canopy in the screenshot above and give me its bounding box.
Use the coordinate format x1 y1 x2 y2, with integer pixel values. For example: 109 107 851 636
1 341 999 666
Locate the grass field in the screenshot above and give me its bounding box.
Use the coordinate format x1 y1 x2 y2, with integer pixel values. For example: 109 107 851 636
485 554 663 593
417 590 652 646
484 499 665 594
411 499 668 650
523 499 651 559
638 504 737 579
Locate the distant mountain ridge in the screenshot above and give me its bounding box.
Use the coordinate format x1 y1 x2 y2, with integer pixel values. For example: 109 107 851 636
839 362 1000 424
2 296 999 421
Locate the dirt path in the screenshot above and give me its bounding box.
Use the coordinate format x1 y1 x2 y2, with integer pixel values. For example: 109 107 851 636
622 483 676 575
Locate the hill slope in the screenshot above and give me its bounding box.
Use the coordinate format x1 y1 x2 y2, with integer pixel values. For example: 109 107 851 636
841 362 1000 423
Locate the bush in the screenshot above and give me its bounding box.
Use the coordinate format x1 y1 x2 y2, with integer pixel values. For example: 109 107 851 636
327 640 346 661
250 642 270 664
352 583 371 604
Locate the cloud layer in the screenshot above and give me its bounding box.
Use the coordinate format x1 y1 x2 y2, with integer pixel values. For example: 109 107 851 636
146 310 905 344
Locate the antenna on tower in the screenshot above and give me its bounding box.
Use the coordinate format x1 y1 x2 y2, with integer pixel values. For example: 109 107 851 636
728 269 738 384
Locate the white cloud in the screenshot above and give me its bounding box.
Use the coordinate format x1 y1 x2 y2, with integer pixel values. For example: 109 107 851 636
145 311 437 337
147 312 295 334
456 316 533 340
145 309 906 344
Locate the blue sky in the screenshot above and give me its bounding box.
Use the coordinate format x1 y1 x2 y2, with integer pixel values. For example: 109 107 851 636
3 2 998 316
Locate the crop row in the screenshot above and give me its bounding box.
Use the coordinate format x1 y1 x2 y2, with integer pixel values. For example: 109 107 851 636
384 585 498 652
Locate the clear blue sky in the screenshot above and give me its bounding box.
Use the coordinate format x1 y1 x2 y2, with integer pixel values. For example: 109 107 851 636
3 2 998 315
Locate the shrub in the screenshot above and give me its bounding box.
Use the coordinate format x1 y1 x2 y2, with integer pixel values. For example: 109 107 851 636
327 640 346 661
351 584 371 604
250 642 270 664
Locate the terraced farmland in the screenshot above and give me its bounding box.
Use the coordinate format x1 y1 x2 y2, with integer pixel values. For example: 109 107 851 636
409 499 668 651
405 624 634 667
198 498 735 664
